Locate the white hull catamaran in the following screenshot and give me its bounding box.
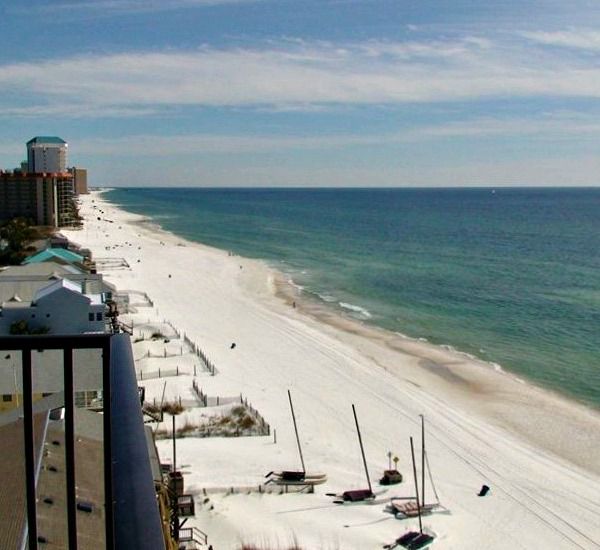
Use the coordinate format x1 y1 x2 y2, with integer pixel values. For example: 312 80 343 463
384 416 439 549
389 415 441 519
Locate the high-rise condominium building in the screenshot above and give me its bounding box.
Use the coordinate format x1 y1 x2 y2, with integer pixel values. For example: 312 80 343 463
27 136 68 173
0 172 76 226
69 167 88 194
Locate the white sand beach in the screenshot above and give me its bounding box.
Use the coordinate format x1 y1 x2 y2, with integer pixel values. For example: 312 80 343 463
63 191 600 550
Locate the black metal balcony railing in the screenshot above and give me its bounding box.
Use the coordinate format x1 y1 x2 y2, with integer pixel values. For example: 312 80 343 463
0 333 165 550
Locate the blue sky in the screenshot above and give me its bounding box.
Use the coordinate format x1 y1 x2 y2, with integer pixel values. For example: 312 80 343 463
1 0 600 186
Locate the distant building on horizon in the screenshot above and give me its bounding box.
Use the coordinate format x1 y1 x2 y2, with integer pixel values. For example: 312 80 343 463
0 137 87 227
0 171 77 226
69 166 88 194
26 136 68 173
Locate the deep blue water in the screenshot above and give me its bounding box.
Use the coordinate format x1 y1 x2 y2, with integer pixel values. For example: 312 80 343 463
106 187 600 408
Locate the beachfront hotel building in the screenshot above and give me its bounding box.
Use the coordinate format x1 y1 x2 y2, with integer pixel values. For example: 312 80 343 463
0 171 77 227
27 136 68 173
0 137 85 227
69 166 89 195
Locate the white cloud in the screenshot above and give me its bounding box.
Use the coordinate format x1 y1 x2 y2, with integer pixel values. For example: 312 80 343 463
22 0 259 15
2 110 598 174
522 30 600 51
62 133 388 156
0 104 158 118
1 35 600 117
27 111 597 158
416 112 600 139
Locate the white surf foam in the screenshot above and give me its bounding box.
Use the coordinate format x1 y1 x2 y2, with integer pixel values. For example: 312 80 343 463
339 302 372 319
287 278 304 292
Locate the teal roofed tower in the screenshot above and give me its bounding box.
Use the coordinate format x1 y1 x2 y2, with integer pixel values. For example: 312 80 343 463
26 136 68 173
26 136 67 145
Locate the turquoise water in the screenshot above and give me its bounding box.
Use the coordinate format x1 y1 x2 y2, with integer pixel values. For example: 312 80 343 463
106 187 600 408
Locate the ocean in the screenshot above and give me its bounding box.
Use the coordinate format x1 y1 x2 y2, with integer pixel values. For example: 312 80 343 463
106 187 600 408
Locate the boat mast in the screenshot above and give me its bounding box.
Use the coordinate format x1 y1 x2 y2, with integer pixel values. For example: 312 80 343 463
420 414 425 507
410 436 423 534
352 404 372 494
288 390 306 473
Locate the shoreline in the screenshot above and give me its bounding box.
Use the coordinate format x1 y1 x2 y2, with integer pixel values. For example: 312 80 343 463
103 189 599 414
63 190 600 549
101 189 600 475
103 190 600 474
272 270 600 476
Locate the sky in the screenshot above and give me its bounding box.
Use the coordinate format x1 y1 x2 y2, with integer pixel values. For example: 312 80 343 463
1 0 600 187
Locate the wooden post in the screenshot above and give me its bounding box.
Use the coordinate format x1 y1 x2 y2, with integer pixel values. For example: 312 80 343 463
172 415 177 472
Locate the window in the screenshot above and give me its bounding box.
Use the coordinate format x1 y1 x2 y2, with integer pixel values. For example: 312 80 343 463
96 312 103 321
88 313 94 321
2 394 12 402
